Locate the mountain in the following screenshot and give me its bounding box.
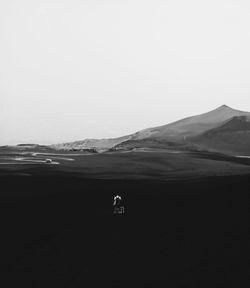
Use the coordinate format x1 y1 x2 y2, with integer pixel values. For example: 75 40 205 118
190 116 250 155
129 105 250 140
50 105 250 155
0 144 55 152
115 105 250 151
2 105 250 155
51 135 132 152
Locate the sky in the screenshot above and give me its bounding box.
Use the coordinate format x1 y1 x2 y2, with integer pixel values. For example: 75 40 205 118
1 0 250 145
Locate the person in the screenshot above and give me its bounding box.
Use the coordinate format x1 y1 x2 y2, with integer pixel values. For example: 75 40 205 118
113 195 122 206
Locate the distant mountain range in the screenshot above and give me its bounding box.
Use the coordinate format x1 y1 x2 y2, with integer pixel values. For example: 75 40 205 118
3 105 250 155
50 135 131 152
49 105 250 155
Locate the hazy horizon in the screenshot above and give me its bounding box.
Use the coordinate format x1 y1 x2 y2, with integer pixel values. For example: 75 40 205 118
1 0 250 145
0 104 249 145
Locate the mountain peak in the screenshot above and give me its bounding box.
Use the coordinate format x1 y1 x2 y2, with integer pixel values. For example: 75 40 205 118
216 104 232 110
213 105 249 114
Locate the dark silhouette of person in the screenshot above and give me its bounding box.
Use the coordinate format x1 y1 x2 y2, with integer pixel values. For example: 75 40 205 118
113 195 122 206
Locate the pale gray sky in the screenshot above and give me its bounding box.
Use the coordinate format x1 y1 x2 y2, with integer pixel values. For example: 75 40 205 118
1 0 250 145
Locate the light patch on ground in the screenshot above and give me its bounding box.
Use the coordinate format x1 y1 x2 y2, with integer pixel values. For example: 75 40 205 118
235 155 250 158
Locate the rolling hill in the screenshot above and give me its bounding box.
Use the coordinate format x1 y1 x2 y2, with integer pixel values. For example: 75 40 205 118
49 105 250 154
50 135 132 152
115 105 250 153
127 105 250 141
5 105 250 156
189 116 250 155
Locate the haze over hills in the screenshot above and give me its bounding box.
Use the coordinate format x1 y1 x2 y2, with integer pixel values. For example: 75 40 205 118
48 105 250 155
50 135 132 152
2 104 250 180
115 105 250 155
190 115 250 155
129 105 250 140
50 104 250 155
3 105 250 155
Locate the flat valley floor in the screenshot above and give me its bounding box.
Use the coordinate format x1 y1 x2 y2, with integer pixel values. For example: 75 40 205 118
0 171 247 287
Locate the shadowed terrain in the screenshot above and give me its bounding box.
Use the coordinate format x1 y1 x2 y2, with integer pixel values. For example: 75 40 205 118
0 105 249 287
46 105 250 156
190 116 250 155
1 149 250 179
0 148 248 287
0 173 246 287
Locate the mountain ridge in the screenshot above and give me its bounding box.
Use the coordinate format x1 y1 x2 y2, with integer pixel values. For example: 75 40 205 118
189 115 250 155
48 105 250 152
129 105 250 141
4 105 250 155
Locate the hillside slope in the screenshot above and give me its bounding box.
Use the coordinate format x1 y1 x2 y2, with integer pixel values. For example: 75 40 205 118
130 105 250 141
51 135 132 151
2 106 250 156
115 105 250 151
190 116 250 155
50 105 250 152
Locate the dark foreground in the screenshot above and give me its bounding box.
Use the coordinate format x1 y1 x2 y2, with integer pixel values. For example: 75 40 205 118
0 174 247 287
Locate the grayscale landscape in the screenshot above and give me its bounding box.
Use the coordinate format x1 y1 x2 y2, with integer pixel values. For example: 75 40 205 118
1 1 248 287
0 105 248 287
2 105 250 180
